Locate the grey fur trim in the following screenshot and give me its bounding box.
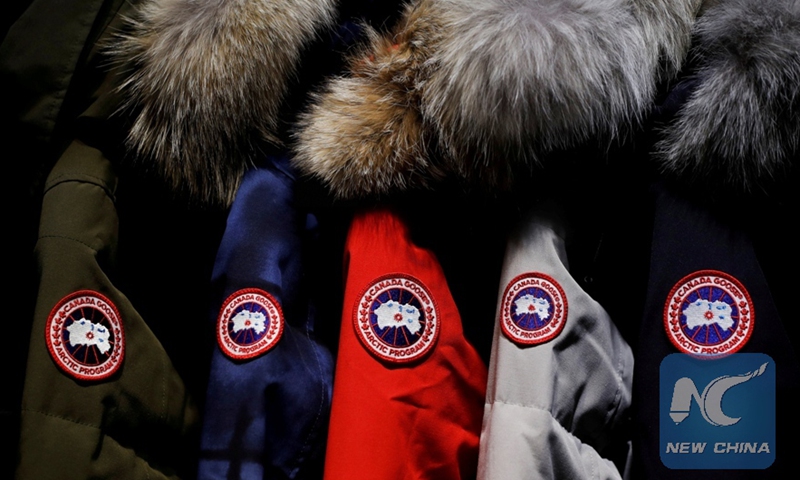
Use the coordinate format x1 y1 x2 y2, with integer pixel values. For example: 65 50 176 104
633 0 699 79
111 0 336 205
656 0 800 189
423 0 700 186
293 0 447 199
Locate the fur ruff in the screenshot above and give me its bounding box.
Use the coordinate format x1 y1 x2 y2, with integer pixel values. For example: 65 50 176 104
294 0 699 197
293 0 447 199
423 0 700 186
656 0 800 190
112 0 336 205
632 0 700 80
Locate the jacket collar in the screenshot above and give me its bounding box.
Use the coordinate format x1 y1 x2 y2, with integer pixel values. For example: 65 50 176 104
655 0 800 192
293 0 702 198
111 0 337 206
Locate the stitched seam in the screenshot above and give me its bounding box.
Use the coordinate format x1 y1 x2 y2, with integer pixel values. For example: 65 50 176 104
22 408 101 430
161 352 167 424
606 344 627 427
485 398 552 412
483 399 607 477
294 315 326 474
46 174 111 189
45 176 115 200
483 401 598 443
37 234 100 253
23 407 160 479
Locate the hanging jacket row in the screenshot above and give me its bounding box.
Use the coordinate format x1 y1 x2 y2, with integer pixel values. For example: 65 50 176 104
6 0 798 478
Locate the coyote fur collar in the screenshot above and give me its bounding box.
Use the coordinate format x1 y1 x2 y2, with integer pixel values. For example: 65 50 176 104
112 0 337 205
116 1 773 202
294 0 702 198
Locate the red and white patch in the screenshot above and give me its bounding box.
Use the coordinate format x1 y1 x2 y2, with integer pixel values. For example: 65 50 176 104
501 272 568 346
46 290 124 381
217 288 284 360
664 270 754 357
354 274 439 363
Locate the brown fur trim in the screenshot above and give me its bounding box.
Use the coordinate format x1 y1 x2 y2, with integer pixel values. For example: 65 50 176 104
111 0 336 205
293 0 447 199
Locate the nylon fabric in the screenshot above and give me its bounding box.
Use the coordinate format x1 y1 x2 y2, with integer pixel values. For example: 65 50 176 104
198 158 334 480
478 208 632 480
323 208 486 480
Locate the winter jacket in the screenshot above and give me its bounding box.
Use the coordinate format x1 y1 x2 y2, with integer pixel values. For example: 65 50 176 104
12 0 348 478
479 206 634 480
632 0 800 477
321 208 488 480
198 156 334 480
6 1 218 478
2 1 132 474
12 0 797 479
293 1 701 479
20 137 203 480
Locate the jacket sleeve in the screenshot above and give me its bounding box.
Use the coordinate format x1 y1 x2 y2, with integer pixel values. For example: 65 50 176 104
18 140 198 480
478 207 633 480
197 157 334 479
323 208 488 479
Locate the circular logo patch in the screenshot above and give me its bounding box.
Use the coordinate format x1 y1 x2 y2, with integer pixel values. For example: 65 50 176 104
217 288 284 360
46 290 124 381
354 274 439 363
664 270 754 357
501 272 568 346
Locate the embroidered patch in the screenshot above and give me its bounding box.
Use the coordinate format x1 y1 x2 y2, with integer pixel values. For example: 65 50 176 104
46 290 124 381
354 274 439 363
217 288 284 360
500 272 568 346
664 270 754 357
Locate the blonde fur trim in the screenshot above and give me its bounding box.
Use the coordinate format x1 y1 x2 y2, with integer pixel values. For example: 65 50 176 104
112 0 336 205
293 0 447 199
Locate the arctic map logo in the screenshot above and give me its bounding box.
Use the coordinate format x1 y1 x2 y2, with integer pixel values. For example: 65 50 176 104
217 288 284 360
354 274 439 363
500 272 568 346
664 270 753 357
46 290 125 381
660 353 775 469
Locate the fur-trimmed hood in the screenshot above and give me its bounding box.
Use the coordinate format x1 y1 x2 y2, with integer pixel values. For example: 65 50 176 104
294 0 702 198
111 0 337 205
117 0 798 203
656 0 800 191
